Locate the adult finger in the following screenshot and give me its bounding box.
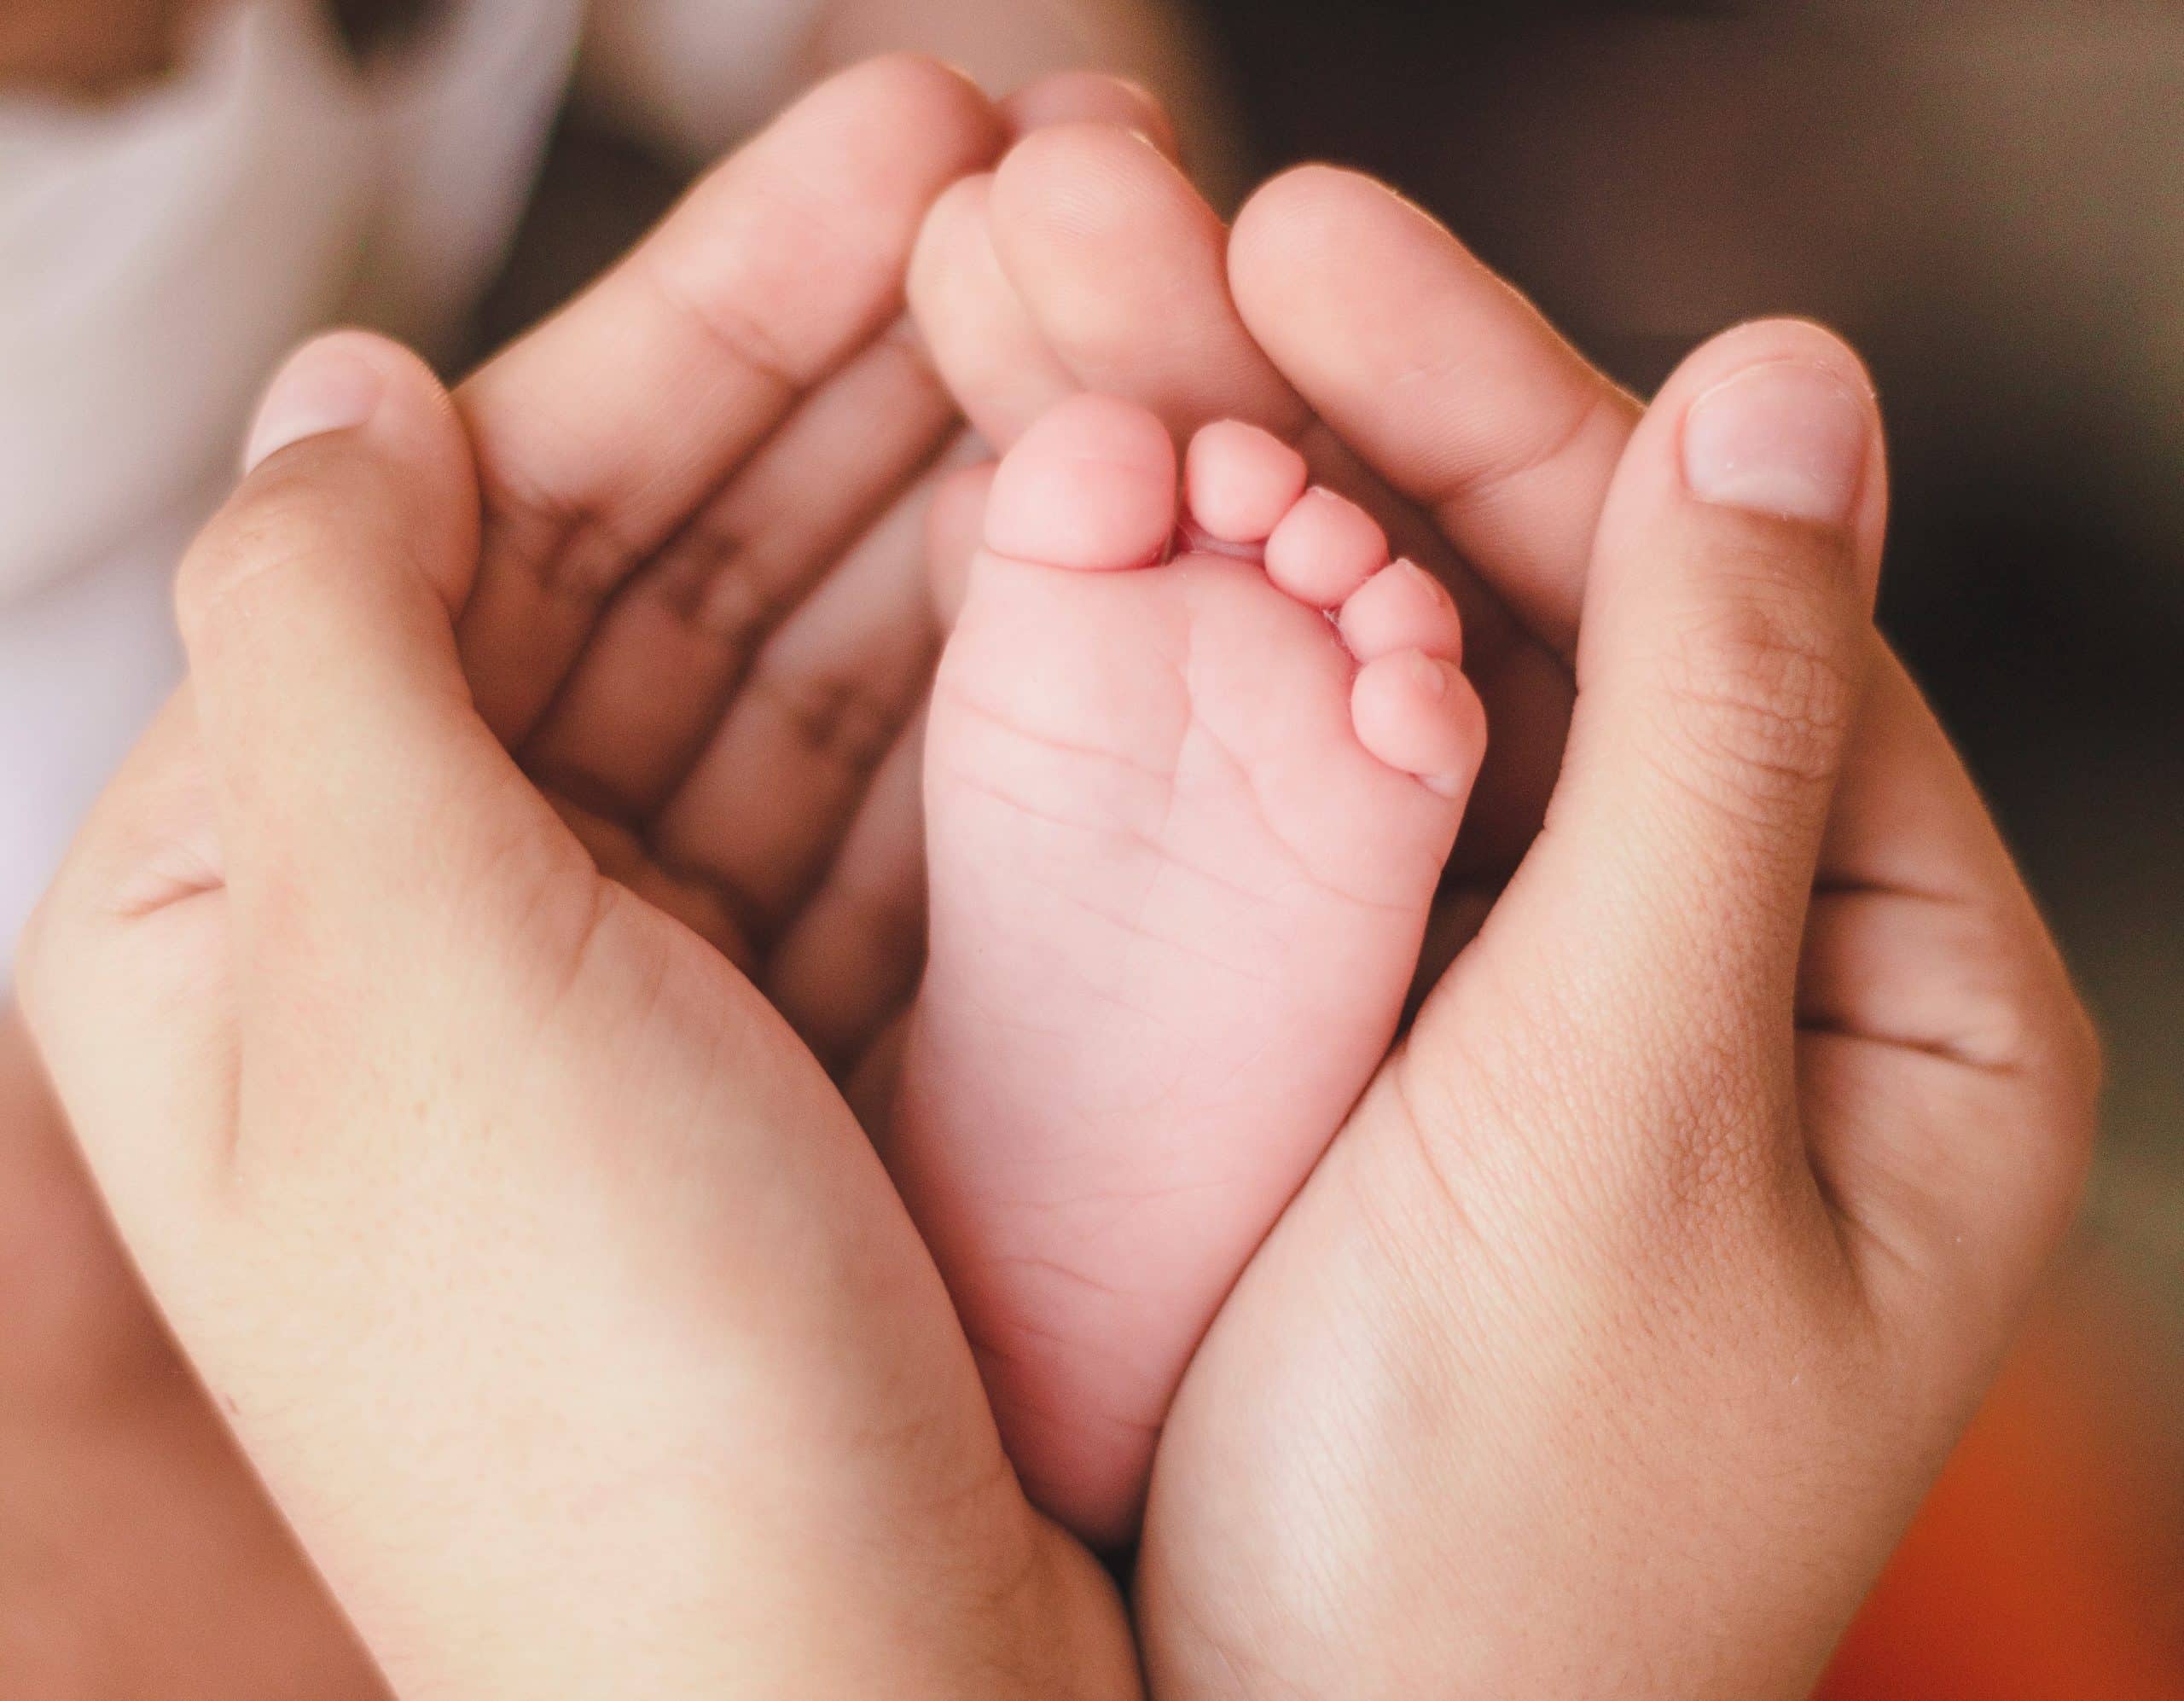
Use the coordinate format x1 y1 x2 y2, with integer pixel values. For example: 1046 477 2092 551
523 67 1168 820
909 73 1183 447
1432 322 1888 1098
1001 70 1179 157
651 467 944 944
986 123 1305 438
1228 165 1640 659
173 332 547 971
520 326 956 819
764 710 930 1075
1797 650 2100 1303
910 173 1079 447
455 56 1004 742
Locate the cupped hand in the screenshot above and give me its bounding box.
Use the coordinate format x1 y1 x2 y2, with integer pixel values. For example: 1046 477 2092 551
17 59 1151 1699
913 130 2099 1696
455 59 1176 1102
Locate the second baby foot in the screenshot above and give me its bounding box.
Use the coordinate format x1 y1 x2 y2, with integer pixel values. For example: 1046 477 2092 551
892 395 1487 1545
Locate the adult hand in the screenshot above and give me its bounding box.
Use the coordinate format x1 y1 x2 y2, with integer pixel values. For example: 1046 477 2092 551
0 1007 383 1696
17 59 1149 1699
911 131 2098 1696
458 60 1177 1111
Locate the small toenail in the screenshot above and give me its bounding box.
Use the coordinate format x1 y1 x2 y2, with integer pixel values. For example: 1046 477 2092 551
1397 559 1449 602
1410 651 1449 697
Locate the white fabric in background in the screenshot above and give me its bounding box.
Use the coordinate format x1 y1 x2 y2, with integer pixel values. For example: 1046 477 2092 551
0 0 840 978
0 0 584 975
579 0 818 163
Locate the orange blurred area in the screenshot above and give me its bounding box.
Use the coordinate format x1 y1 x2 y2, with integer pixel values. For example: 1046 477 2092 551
1817 1269 2184 1700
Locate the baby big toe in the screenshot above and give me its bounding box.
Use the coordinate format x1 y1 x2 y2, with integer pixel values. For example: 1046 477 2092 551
985 393 1178 572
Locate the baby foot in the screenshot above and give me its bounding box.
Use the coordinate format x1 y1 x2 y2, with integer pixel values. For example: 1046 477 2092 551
892 395 1487 1543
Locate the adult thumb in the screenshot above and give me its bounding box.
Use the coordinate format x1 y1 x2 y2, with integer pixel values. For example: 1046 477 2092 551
178 331 543 966
1490 321 1888 1054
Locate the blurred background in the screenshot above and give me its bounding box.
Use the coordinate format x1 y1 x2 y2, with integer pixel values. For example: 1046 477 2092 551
4 0 2179 1694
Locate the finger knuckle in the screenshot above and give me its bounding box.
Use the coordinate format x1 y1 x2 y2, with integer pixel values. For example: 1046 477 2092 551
174 479 344 640
1949 908 2105 1103
642 246 813 393
471 444 648 606
841 50 981 118
646 530 789 647
1940 914 2106 1231
754 660 905 776
2058 988 2108 1113
1908 904 2046 1065
1656 560 1859 804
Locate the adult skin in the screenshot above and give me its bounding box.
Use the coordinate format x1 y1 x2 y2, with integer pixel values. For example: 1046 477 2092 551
13 57 1159 1699
0 1008 386 1694
910 125 2100 1696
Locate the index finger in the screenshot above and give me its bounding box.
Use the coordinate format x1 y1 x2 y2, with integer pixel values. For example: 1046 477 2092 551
455 55 1005 740
1228 165 1641 661
1227 165 2082 1042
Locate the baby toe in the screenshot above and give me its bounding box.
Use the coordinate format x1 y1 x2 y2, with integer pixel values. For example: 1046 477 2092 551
1351 649 1487 800
1338 558 1463 665
985 393 1178 572
1183 420 1309 546
1263 485 1388 607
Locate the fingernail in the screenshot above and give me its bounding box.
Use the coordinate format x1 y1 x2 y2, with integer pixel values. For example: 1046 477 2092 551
1682 360 1870 526
242 336 387 473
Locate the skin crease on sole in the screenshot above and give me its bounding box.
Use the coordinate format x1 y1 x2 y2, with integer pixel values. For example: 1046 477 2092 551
891 394 1488 1546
